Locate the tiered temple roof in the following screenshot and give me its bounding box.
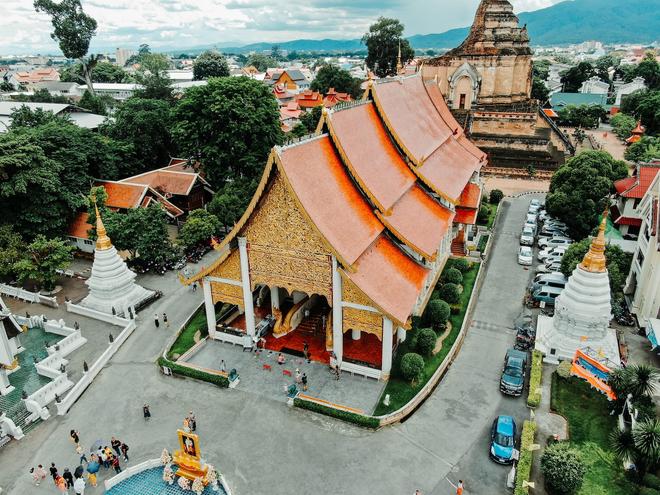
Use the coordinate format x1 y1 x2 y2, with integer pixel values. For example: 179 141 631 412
187 74 485 326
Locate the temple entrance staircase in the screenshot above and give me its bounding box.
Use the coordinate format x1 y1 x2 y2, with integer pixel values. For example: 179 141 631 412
451 230 467 257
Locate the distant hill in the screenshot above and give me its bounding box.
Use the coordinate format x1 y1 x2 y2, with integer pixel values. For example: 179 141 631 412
203 0 658 54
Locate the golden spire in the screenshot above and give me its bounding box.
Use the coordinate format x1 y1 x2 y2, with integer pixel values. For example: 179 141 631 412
396 41 403 75
94 204 113 251
579 208 608 273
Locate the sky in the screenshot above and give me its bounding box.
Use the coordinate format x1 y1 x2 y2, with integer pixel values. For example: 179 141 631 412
0 0 564 55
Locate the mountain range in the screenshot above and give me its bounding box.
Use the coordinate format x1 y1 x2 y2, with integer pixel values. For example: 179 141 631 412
208 0 658 54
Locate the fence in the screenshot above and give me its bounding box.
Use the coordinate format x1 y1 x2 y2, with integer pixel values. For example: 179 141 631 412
0 283 58 308
65 301 131 326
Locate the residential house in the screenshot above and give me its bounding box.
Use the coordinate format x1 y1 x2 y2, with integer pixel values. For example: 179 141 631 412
269 69 310 91
579 76 609 95
295 90 323 110
0 101 105 133
613 162 660 237
624 167 660 327
31 81 81 98
273 83 295 105
279 101 302 132
614 77 647 107
5 67 59 89
78 83 140 101
323 88 351 108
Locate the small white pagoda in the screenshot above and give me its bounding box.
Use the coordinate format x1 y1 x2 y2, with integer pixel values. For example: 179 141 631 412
80 207 153 316
536 212 621 364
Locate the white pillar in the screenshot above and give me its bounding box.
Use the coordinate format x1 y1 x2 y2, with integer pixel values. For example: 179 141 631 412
352 329 361 340
0 369 14 396
238 237 256 337
397 326 406 343
270 286 280 311
331 256 343 364
202 278 216 339
382 317 393 378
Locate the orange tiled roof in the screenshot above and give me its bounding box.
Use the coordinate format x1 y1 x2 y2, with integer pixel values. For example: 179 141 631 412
459 182 481 209
543 108 559 118
96 180 147 209
121 170 197 196
455 207 478 225
614 165 660 199
324 87 351 108
296 90 323 108
280 101 302 121
68 212 92 239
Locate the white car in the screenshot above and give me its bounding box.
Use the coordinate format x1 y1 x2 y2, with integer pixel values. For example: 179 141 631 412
538 236 573 249
538 245 568 262
526 213 538 225
520 227 535 246
518 246 533 266
537 259 563 273
530 199 543 208
524 221 538 236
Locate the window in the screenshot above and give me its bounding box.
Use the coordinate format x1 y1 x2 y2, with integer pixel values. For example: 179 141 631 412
637 249 645 267
84 239 93 246
459 94 466 110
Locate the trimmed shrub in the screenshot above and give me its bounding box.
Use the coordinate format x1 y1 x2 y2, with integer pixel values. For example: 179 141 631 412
514 420 537 495
294 397 380 428
643 474 660 490
490 189 504 204
438 283 460 304
157 357 229 388
556 360 572 379
400 353 425 383
449 258 471 273
416 328 437 356
424 299 450 329
527 350 543 408
541 443 586 495
442 267 463 285
477 204 490 224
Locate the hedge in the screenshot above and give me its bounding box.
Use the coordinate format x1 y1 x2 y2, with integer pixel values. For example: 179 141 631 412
158 357 229 388
514 420 537 495
527 350 543 408
294 397 380 429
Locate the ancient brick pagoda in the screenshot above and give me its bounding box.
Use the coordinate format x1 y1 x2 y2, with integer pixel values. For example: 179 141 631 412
423 0 573 172
182 75 486 380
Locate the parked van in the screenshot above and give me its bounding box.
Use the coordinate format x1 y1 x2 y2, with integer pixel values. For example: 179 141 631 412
532 274 567 291
533 272 567 286
531 286 563 306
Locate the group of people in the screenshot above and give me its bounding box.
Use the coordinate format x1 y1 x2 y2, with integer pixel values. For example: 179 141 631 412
153 312 169 328
30 429 131 494
182 411 197 432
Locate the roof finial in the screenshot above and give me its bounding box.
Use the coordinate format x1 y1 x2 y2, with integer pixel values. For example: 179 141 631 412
579 207 608 273
396 40 403 75
91 194 113 251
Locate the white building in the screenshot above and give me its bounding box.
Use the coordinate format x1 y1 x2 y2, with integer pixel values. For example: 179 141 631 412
615 76 647 107
115 48 135 67
613 163 660 237
580 76 609 95
0 101 105 132
77 83 140 101
625 169 660 327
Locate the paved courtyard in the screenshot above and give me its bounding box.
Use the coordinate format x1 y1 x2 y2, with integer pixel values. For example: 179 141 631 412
186 340 385 413
1 193 557 495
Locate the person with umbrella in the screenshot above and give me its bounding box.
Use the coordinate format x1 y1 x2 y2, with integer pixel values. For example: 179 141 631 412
85 459 99 487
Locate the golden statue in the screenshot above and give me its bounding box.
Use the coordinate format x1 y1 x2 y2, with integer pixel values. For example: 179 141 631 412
172 429 209 483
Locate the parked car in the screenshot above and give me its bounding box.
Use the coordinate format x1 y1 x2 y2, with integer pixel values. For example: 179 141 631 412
490 415 517 464
526 213 538 225
520 226 535 246
528 205 541 215
538 245 568 262
538 236 573 249
530 199 543 208
500 349 528 396
518 246 533 265
524 220 538 236
532 272 568 292
536 259 563 274
530 286 563 306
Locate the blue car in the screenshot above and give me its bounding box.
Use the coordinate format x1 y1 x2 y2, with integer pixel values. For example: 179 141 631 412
490 415 517 464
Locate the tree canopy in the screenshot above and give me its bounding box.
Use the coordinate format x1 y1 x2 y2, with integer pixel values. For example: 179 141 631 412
133 53 173 100
546 151 628 239
610 113 637 140
173 76 283 188
310 64 362 99
625 136 660 163
560 62 596 92
362 17 414 78
177 209 221 250
557 104 607 128
193 51 230 80
13 235 74 290
207 179 252 230
245 53 277 72
621 89 660 136
60 61 129 84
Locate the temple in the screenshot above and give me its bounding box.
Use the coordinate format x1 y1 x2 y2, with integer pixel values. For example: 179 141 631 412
0 310 22 396
182 74 486 379
80 207 154 316
535 213 621 364
422 0 573 172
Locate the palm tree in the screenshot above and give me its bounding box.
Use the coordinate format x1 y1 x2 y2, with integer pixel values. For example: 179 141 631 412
627 364 660 400
633 418 660 470
610 428 637 465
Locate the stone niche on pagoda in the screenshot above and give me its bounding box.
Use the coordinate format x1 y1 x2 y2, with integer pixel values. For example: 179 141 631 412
80 208 153 316
535 214 621 364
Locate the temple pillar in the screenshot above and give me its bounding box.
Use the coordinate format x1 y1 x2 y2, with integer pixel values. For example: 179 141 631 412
270 286 280 311
352 329 361 340
331 256 343 364
382 317 393 378
238 237 256 337
202 278 216 339
0 368 14 396
397 326 406 343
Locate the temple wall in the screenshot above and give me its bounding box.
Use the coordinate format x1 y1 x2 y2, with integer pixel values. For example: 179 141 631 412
341 277 383 339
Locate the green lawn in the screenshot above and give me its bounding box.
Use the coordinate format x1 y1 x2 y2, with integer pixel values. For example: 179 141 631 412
477 202 498 229
550 375 636 495
373 262 480 415
477 234 489 253
167 306 209 360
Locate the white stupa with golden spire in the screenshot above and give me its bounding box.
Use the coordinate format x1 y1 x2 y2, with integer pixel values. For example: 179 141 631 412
536 211 621 364
80 206 153 316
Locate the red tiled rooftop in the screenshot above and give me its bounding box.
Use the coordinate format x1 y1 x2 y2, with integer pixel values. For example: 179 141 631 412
96 180 147 209
455 207 478 225
296 90 323 108
278 136 384 265
459 183 481 209
615 166 660 199
68 212 92 239
122 170 197 196
543 108 559 118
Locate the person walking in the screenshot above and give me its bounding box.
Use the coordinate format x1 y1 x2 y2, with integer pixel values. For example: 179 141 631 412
55 474 67 493
49 463 58 481
62 468 74 489
73 475 86 495
111 437 121 457
70 429 80 445
111 455 121 474
143 403 151 420
456 480 464 495
295 368 301 384
76 443 88 464
303 342 310 363
120 442 130 462
154 313 160 328
192 282 197 292
301 373 308 391
163 313 169 327
87 471 97 488
220 359 226 373
33 465 46 486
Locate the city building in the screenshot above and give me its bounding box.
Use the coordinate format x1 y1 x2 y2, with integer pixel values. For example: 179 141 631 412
422 0 573 172
613 162 660 237
0 102 105 133
580 76 609 95
182 74 486 380
268 69 310 91
5 67 59 89
614 76 647 107
115 48 135 67
77 83 140 101
624 168 660 326
550 92 609 112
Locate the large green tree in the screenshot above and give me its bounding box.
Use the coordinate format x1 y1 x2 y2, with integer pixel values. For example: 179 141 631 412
610 113 637 140
557 104 607 128
133 53 173 100
625 136 660 163
310 64 362 99
60 61 128 84
9 106 68 129
560 62 596 92
193 51 230 80
0 225 26 279
207 180 252 230
545 151 628 239
11 88 70 104
34 0 98 94
621 89 660 135
362 17 414 78
13 235 74 290
634 52 660 90
173 76 283 188
245 53 277 72
177 209 221 250
102 97 174 174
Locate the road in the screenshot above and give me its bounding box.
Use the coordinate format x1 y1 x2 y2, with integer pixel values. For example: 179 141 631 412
0 194 542 495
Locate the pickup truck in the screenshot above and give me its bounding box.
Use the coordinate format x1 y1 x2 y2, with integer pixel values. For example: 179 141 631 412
500 349 528 396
